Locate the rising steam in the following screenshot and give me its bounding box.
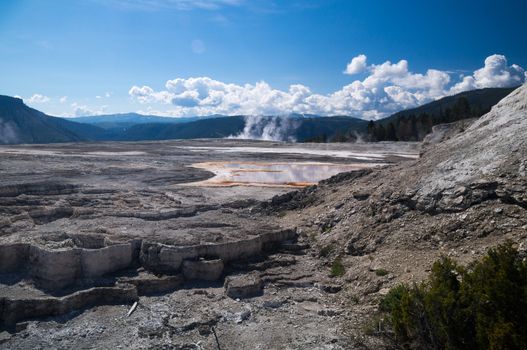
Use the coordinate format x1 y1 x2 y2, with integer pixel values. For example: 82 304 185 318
0 121 19 144
229 115 301 142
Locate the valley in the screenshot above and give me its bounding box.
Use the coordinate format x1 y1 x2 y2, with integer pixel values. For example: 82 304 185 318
0 139 419 349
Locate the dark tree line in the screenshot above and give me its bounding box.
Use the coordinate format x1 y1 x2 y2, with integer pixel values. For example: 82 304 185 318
302 87 517 143
301 94 503 143
366 96 487 142
303 130 361 143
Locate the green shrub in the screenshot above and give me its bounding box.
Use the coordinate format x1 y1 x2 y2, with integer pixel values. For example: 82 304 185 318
322 225 332 234
330 257 345 277
379 284 408 313
379 242 527 349
375 268 389 277
362 314 387 336
319 244 334 258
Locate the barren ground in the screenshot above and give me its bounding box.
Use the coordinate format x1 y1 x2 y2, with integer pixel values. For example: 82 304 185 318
0 139 419 350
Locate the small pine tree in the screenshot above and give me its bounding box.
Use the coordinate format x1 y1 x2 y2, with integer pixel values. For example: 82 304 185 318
379 242 527 349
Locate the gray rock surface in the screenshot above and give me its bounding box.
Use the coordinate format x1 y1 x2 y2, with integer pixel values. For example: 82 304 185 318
224 272 263 299
183 259 224 281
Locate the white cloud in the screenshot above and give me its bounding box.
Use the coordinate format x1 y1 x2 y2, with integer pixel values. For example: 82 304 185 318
128 86 155 103
70 102 107 117
344 54 367 75
129 85 173 104
474 54 525 88
59 96 68 103
172 90 201 107
27 94 50 104
129 54 526 120
450 54 526 94
97 92 112 99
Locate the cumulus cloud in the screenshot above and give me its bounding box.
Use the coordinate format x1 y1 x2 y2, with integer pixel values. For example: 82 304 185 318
70 102 107 117
344 54 367 75
59 96 68 103
27 94 50 104
128 61 452 119
474 55 525 88
450 54 526 94
129 54 526 120
128 86 154 103
128 85 173 104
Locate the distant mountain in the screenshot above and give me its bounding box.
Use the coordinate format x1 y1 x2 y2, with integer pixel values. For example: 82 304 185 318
121 116 247 140
0 95 105 144
119 115 368 142
0 87 514 144
2 96 360 144
383 87 517 125
294 116 367 142
366 87 518 141
63 113 206 130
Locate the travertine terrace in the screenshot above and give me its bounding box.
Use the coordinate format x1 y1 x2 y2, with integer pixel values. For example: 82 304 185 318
0 139 418 342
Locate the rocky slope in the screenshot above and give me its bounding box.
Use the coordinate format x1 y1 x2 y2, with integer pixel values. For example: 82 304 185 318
262 84 527 345
273 82 526 246
0 95 107 144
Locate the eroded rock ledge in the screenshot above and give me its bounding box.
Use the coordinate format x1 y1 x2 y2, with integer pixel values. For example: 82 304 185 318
0 229 295 328
0 284 138 327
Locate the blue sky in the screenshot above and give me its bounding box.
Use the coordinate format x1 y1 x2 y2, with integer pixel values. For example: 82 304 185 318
1 0 526 118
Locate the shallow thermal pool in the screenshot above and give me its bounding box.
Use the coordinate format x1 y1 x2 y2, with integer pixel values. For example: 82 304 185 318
180 145 419 161
188 161 386 187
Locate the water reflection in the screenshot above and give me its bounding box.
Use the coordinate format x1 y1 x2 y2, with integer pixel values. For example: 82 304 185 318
180 146 419 161
189 161 386 187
